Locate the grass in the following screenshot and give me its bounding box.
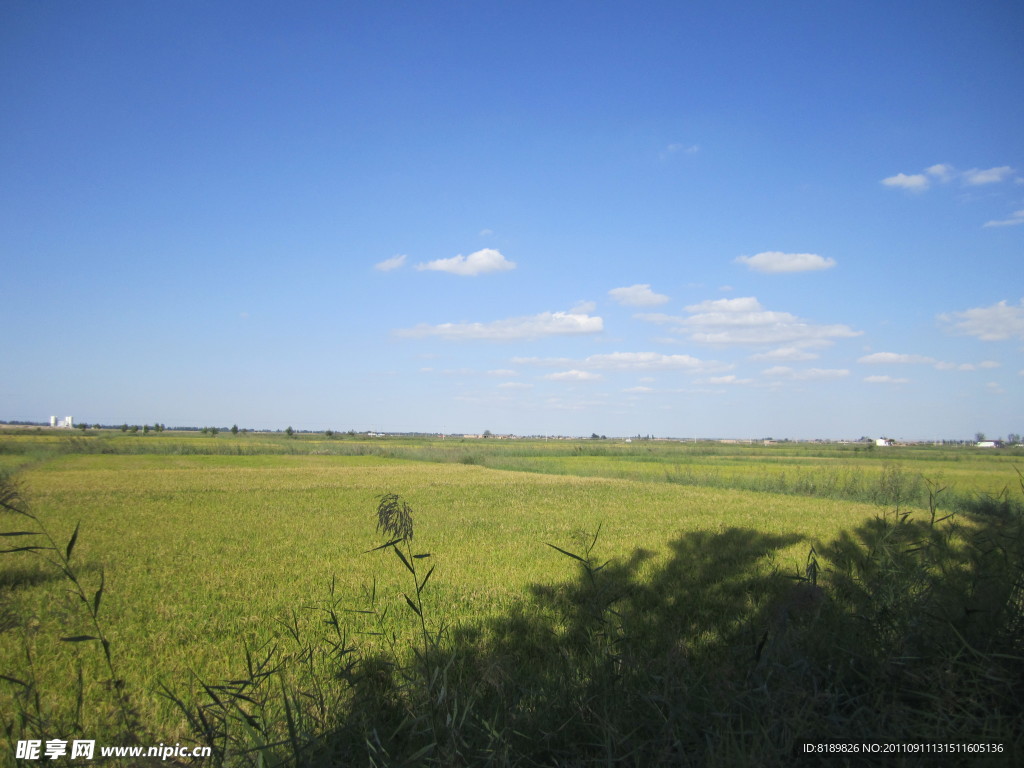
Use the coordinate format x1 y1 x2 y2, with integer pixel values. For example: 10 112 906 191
1 434 1022 765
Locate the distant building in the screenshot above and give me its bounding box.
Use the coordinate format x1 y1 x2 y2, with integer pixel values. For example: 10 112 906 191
50 416 73 428
875 438 894 447
976 440 1000 448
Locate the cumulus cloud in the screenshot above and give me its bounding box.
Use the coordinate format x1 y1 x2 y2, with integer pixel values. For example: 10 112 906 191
857 352 936 364
881 172 931 191
415 248 516 276
375 254 407 271
865 375 910 384
735 251 836 273
544 370 603 381
608 284 670 307
939 299 1024 341
983 209 1024 228
396 311 603 341
963 166 1015 186
638 297 861 346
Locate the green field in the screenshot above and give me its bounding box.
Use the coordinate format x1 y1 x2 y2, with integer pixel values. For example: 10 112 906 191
2 432 1022 765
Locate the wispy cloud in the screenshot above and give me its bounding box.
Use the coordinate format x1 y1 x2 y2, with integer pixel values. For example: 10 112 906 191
735 251 836 273
750 346 821 361
763 366 850 380
415 248 516 276
983 209 1024 228
939 299 1024 341
882 163 1016 192
858 352 936 364
545 370 603 382
514 351 728 373
659 143 699 160
638 297 861 346
865 375 910 384
396 311 603 341
608 284 670 307
963 166 1015 186
374 254 407 271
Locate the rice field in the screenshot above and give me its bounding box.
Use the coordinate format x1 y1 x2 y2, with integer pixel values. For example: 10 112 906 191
1 432 1021 764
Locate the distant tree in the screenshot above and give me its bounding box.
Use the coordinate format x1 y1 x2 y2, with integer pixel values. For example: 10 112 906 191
1007 432 1021 445
121 424 128 432
975 432 986 443
285 426 295 438
78 422 88 432
143 424 150 435
591 433 600 440
210 426 219 437
130 425 139 434
231 424 239 435
325 429 334 438
483 429 493 438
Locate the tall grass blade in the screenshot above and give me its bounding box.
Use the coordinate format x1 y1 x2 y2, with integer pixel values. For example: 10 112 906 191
65 521 80 561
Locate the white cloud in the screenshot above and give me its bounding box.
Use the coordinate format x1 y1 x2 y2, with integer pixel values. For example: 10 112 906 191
487 369 519 377
624 385 654 393
570 300 597 314
750 346 820 361
939 299 1024 341
979 360 1001 369
763 366 850 380
881 172 930 191
685 297 764 313
883 163 1016 195
396 311 603 340
857 352 936 364
735 251 837 273
514 351 728 373
415 248 516 276
660 143 699 159
498 381 532 389
983 209 1024 228
926 164 954 181
375 254 407 271
707 375 752 385
865 375 910 384
608 284 670 306
640 296 861 346
545 370 602 381
479 228 494 236
963 166 1015 186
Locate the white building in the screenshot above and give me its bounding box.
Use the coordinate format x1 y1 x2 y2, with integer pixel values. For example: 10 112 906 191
50 416 73 428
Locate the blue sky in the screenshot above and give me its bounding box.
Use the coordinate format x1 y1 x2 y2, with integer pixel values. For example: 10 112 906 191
2 1 1022 439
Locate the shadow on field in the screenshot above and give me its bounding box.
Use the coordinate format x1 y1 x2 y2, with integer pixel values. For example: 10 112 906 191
434 527 806 765
316 504 1023 767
